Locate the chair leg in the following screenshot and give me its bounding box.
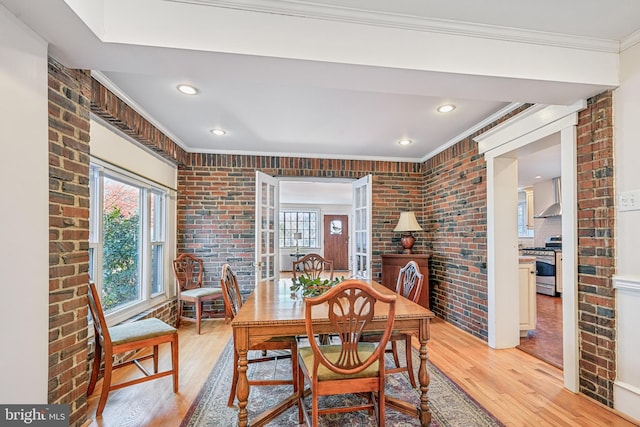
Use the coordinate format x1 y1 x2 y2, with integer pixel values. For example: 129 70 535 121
196 298 202 335
405 335 416 388
176 300 182 329
227 350 240 407
172 336 179 393
153 345 159 373
291 345 298 395
391 340 401 368
297 363 305 423
378 389 386 427
312 390 319 427
96 350 113 416
87 339 102 396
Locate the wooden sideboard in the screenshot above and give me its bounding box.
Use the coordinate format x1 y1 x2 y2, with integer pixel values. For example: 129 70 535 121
380 254 430 309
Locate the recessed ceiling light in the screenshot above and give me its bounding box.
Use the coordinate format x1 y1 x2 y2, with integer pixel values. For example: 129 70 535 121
437 104 456 113
535 175 542 179
210 128 226 136
177 84 198 95
398 139 412 146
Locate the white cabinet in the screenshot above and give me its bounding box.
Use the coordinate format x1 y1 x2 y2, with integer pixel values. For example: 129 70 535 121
555 251 563 294
519 258 537 336
525 188 534 229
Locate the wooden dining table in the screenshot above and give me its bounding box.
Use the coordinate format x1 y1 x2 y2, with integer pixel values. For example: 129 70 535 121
231 278 436 427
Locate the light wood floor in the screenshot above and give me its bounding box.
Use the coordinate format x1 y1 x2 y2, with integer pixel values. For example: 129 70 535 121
85 317 638 427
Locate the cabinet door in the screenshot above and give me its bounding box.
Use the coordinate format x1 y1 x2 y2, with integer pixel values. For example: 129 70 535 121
555 252 563 294
518 263 536 333
525 188 534 229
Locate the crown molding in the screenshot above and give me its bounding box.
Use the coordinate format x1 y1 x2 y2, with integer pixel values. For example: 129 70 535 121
621 28 640 52
167 0 619 53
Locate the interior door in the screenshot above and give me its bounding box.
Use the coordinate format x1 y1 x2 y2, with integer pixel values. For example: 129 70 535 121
324 214 349 270
352 175 372 279
255 171 279 283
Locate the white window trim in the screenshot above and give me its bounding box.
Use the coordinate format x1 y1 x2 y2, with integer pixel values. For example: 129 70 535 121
90 158 171 326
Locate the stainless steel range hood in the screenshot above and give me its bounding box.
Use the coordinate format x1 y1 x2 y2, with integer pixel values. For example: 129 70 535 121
534 177 562 218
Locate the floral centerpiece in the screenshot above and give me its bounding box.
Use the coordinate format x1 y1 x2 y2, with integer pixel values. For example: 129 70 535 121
290 274 345 298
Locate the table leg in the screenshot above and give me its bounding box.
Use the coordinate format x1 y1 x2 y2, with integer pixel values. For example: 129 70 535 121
418 321 432 426
237 348 249 427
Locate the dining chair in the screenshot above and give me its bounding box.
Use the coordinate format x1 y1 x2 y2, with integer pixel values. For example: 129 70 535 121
220 263 298 407
296 279 397 427
86 282 179 416
361 260 424 388
292 253 334 280
173 253 225 334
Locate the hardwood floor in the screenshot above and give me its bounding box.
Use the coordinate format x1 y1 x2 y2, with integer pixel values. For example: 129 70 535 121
85 317 638 427
517 294 563 369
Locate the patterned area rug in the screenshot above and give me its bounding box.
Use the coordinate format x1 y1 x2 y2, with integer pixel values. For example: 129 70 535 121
180 338 504 426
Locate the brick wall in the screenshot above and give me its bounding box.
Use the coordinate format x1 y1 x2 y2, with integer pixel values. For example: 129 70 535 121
422 138 490 338
575 91 616 406
48 57 91 427
422 107 529 339
177 154 423 296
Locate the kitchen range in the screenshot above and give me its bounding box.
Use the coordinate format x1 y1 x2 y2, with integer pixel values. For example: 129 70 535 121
521 236 562 296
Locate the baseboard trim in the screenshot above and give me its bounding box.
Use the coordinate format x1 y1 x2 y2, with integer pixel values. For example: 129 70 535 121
614 380 640 424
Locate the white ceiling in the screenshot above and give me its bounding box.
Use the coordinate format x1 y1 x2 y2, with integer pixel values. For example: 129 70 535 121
3 0 640 186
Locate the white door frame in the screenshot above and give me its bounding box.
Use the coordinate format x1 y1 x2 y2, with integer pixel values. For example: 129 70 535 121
475 101 584 392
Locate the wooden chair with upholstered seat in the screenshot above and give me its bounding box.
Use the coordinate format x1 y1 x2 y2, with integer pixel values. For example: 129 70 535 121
173 253 224 334
361 260 424 388
292 253 334 280
87 282 179 416
296 279 397 427
220 263 298 407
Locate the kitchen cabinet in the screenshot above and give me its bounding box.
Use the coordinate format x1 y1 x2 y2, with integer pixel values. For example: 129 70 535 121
381 254 430 309
519 257 537 336
525 188 534 229
555 251 563 294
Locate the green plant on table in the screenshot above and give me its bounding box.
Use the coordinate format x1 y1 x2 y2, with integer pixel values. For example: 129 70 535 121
290 275 345 298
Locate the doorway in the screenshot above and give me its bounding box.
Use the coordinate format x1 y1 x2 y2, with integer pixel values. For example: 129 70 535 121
477 102 583 392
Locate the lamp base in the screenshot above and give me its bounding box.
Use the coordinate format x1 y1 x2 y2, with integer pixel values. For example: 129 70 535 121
400 233 415 254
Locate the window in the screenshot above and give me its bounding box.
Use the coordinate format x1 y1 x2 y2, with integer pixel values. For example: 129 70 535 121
518 199 534 238
89 161 168 318
279 210 319 248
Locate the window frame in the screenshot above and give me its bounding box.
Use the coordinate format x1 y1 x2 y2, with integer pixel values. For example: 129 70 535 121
279 209 320 249
89 159 169 325
518 198 534 238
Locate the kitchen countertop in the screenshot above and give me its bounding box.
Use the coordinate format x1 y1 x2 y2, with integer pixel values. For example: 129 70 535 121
519 256 536 264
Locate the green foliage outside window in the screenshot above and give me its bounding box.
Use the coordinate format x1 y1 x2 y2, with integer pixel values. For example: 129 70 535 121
102 207 139 311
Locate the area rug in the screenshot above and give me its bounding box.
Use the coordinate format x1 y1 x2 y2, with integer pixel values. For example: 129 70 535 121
180 338 504 426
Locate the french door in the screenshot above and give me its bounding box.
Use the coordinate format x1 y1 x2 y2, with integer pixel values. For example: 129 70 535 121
352 175 372 279
255 171 279 282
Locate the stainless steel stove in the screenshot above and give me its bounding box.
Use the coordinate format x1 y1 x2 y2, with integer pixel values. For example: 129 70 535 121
521 236 561 296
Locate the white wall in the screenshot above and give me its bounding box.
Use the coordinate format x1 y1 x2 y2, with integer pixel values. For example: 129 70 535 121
613 41 640 420
532 179 562 246
0 5 49 403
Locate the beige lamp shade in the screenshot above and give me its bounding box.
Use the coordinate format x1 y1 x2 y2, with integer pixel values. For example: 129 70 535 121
293 232 302 240
393 212 423 232
394 212 422 253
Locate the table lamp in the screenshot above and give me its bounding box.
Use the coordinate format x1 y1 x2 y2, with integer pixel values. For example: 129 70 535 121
393 211 423 254
293 232 302 255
